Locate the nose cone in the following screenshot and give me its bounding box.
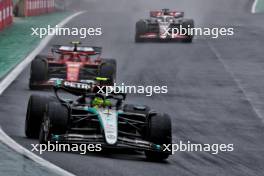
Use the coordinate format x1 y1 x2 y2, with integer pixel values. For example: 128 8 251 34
98 109 118 145
159 23 170 38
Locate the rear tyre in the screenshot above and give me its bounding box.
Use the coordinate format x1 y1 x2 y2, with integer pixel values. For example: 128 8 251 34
135 20 148 43
99 59 117 85
39 102 68 144
102 59 117 73
25 95 51 138
182 19 194 43
29 55 48 89
145 113 172 161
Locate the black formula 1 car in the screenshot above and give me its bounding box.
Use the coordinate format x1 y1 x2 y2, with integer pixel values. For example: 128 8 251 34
29 41 116 89
135 9 194 42
25 80 172 161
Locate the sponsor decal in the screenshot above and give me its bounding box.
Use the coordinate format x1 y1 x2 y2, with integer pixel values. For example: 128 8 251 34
64 81 91 90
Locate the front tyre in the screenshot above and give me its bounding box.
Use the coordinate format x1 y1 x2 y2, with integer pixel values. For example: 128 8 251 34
145 113 172 161
29 56 48 89
25 95 51 138
99 59 117 85
39 102 68 144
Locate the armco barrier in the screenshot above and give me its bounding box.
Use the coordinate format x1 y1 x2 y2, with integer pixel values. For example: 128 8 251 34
23 0 55 17
0 0 13 31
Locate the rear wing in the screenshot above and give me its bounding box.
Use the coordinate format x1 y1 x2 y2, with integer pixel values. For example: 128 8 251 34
52 45 102 55
150 10 184 18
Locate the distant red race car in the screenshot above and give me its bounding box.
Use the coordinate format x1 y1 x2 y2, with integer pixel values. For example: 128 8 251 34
135 9 194 43
29 42 116 89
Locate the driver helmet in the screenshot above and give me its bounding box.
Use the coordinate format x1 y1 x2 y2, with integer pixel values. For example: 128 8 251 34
92 97 112 108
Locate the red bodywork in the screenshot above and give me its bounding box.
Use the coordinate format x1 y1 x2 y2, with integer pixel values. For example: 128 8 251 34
150 10 184 18
47 48 101 81
32 46 103 87
138 10 190 41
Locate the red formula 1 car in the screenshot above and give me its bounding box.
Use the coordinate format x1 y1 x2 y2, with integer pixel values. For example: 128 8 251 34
29 42 116 89
135 9 194 43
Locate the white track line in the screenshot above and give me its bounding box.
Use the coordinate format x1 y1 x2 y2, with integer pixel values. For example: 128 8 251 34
251 0 258 13
0 128 75 176
0 11 86 176
208 42 264 122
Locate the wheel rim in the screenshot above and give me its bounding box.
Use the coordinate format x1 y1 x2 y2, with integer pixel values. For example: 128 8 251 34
41 116 51 143
25 98 32 135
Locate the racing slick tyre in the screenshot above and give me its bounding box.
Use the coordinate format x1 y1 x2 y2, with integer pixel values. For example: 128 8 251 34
100 59 117 85
29 55 48 89
102 59 117 72
135 20 148 43
25 95 52 138
123 104 150 115
182 19 195 43
39 102 68 144
145 113 172 161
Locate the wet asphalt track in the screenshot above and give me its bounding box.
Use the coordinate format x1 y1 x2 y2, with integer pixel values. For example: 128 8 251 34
1 0 264 175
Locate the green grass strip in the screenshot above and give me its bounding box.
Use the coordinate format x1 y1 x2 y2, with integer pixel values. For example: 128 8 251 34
0 11 72 78
255 0 264 12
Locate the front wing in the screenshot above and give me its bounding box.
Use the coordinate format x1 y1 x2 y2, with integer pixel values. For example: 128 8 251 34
50 133 171 154
139 32 190 42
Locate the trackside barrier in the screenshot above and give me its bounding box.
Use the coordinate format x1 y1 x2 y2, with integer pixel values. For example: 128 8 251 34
0 0 3 30
6 0 13 25
23 0 55 17
0 0 13 31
